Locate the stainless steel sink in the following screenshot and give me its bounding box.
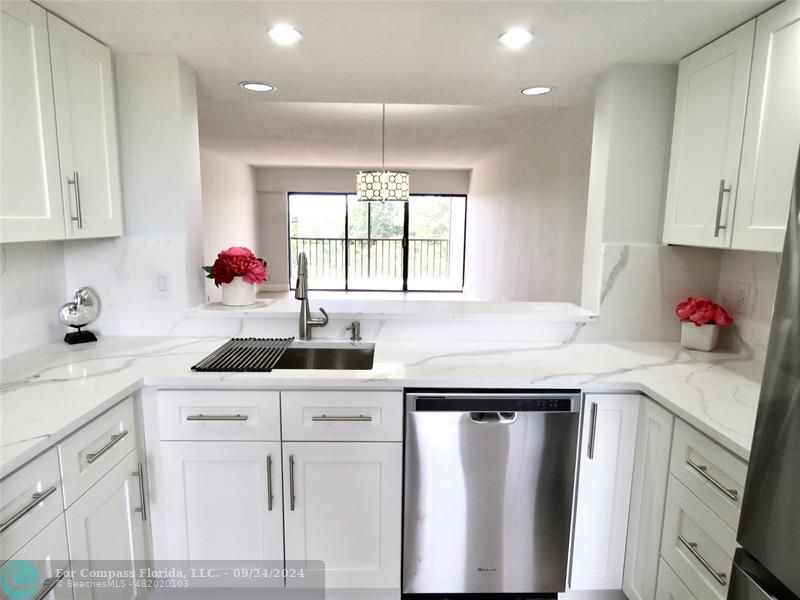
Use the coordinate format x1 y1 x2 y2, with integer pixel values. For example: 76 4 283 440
273 342 375 370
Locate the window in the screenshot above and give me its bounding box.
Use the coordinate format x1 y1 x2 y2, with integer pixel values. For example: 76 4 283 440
289 193 466 291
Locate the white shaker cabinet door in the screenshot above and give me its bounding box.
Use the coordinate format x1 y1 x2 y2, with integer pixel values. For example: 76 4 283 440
732 1 800 252
158 441 284 565
663 21 755 248
623 399 675 600
570 394 640 590
283 442 402 590
48 13 123 239
65 451 147 600
0 0 65 242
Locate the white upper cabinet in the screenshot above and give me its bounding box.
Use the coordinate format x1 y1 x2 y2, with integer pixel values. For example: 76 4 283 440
0 1 65 242
0 1 122 243
732 1 800 252
48 13 123 239
663 21 755 248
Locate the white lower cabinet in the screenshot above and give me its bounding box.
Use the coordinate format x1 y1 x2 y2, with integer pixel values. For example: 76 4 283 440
655 558 696 600
159 441 284 564
570 394 639 590
623 400 675 600
65 451 147 599
283 442 402 590
4 514 73 599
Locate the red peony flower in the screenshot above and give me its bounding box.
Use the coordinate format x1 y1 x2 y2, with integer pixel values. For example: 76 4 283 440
210 257 234 287
203 247 268 287
243 258 268 284
675 296 734 326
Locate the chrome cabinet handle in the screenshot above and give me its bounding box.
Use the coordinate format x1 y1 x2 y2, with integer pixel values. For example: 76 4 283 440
132 463 147 521
0 486 58 533
311 414 372 422
289 455 296 511
86 431 128 464
67 171 83 229
686 459 739 501
678 535 728 586
714 179 731 238
186 414 248 422
587 402 598 459
34 572 66 600
266 455 274 511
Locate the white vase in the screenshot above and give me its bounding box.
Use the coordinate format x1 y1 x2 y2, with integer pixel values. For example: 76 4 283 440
221 277 256 307
680 321 720 352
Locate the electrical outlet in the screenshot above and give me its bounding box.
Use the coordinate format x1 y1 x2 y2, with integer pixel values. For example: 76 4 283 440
732 281 751 315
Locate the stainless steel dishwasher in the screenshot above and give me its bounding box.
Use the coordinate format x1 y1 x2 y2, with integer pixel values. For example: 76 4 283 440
403 390 581 597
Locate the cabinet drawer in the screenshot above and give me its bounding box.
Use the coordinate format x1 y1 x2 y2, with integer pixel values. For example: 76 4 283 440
4 513 72 599
655 558 697 600
661 476 736 600
157 390 280 441
281 391 402 441
0 448 63 563
670 420 746 528
59 397 137 507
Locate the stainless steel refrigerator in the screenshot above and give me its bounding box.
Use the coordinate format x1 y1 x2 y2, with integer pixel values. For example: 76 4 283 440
729 149 800 600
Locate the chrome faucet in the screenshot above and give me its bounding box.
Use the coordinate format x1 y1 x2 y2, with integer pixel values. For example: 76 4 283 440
295 252 328 340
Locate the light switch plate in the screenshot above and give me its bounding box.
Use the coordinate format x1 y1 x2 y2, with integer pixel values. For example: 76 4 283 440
154 273 170 298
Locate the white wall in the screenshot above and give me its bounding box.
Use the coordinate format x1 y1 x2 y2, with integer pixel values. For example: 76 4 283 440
253 167 471 289
582 64 679 311
463 106 594 304
200 148 257 300
0 242 66 359
63 55 205 335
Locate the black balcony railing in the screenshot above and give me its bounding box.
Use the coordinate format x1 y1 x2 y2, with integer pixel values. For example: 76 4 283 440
290 237 451 284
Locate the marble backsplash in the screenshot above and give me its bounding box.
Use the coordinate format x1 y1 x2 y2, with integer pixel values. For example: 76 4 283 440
0 238 782 359
0 242 66 359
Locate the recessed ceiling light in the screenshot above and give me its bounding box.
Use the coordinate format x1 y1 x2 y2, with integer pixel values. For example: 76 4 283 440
521 85 553 96
267 24 303 45
499 28 534 49
240 81 275 92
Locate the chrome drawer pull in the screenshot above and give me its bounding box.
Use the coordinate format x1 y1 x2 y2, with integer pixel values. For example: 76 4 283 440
587 402 598 459
0 486 58 533
678 535 728 586
266 455 274 511
311 414 372 422
34 572 66 600
686 459 739 501
132 463 147 522
289 455 296 511
186 414 249 421
86 431 128 464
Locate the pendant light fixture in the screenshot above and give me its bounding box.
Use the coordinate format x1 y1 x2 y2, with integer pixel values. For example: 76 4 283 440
356 104 410 202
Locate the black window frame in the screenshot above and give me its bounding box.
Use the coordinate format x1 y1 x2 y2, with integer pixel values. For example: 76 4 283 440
287 192 467 293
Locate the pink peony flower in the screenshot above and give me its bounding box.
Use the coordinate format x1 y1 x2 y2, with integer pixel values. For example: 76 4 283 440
675 296 734 326
242 258 268 284
204 247 267 287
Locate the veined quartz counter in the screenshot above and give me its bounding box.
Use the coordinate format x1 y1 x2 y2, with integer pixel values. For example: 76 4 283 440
0 336 762 477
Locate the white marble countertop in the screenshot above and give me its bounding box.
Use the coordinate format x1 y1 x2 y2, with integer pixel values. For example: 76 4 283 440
193 292 599 322
0 336 763 477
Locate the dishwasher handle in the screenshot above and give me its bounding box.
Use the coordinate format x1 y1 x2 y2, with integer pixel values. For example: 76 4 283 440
470 411 517 424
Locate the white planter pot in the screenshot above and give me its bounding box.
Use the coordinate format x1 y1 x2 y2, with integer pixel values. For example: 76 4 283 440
221 277 257 307
680 321 720 352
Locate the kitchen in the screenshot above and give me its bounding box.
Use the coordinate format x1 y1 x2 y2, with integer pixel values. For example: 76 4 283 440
0 1 799 599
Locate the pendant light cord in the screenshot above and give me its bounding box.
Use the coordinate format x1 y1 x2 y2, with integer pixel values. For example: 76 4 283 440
381 104 386 172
